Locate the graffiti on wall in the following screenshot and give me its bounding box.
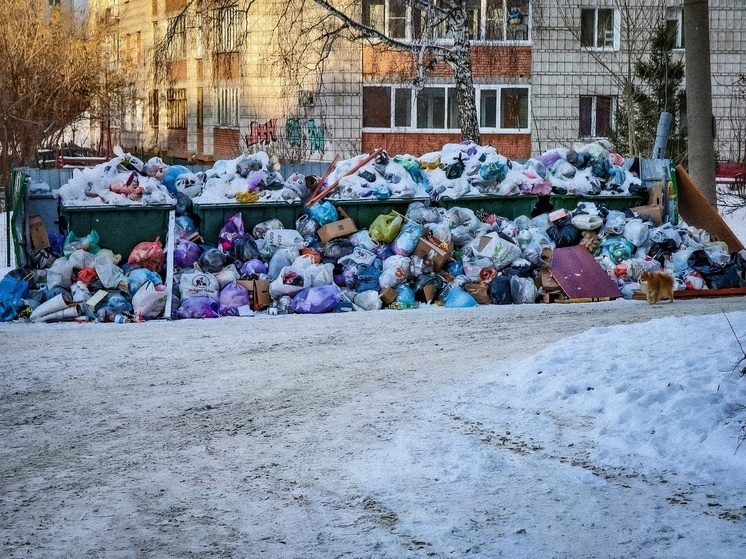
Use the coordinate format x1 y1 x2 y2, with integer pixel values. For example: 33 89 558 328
245 119 277 147
245 117 326 154
287 118 326 154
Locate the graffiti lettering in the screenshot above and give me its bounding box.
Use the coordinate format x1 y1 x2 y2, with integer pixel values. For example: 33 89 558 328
245 119 277 147
286 118 302 147
308 119 325 153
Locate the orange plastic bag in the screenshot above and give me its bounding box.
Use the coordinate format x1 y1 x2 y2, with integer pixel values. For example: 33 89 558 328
128 237 165 273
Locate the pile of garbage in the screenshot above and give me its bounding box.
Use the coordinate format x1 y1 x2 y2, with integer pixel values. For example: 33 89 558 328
2 186 744 322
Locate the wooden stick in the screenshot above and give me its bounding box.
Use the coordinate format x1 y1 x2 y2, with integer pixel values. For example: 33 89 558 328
306 148 385 207
309 154 340 199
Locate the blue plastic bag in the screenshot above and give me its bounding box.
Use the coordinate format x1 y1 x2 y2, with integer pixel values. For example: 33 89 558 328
0 274 29 321
444 287 478 308
162 165 191 195
308 201 339 226
393 221 424 257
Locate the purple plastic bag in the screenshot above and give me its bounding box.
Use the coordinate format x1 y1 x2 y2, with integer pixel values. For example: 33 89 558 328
175 296 220 319
240 258 267 277
174 239 201 269
219 213 245 252
289 285 339 314
219 283 250 316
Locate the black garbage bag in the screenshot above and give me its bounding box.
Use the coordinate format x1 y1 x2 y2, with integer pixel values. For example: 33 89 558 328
687 249 744 289
628 183 649 197
489 275 513 305
648 239 679 264
445 154 466 180
547 218 582 248
232 235 260 262
414 273 444 303
199 247 227 273
174 192 193 216
501 261 534 278
323 239 354 261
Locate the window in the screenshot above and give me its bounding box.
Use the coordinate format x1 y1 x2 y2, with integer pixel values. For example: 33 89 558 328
197 87 204 129
149 90 159 127
363 84 530 132
166 17 186 60
665 8 685 49
167 88 187 129
361 0 530 42
48 0 61 6
216 88 239 127
580 8 616 49
579 95 614 137
480 87 530 130
214 5 240 53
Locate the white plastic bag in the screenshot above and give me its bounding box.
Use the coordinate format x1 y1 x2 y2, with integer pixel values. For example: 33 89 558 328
179 270 220 301
265 228 305 249
473 233 522 271
132 281 167 320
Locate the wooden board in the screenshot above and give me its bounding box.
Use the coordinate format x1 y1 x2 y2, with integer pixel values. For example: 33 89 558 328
549 245 623 300
676 165 745 252
633 287 746 300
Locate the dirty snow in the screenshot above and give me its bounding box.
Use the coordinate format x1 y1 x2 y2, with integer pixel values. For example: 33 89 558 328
2 297 746 558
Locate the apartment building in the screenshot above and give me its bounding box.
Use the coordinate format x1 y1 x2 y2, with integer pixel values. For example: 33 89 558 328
92 0 745 164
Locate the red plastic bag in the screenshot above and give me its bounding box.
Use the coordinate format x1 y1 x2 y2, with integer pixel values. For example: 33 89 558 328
128 237 165 273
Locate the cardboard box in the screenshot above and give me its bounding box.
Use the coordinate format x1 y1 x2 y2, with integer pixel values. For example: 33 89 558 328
237 279 272 310
28 215 51 251
317 208 358 244
631 204 664 226
379 287 398 307
85 289 110 315
549 208 571 222
464 282 491 304
413 237 453 271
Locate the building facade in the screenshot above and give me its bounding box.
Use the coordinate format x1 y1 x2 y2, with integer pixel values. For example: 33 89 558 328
91 0 745 164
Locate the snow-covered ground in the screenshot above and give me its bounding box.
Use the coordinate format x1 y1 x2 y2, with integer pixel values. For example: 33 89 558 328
1 196 746 558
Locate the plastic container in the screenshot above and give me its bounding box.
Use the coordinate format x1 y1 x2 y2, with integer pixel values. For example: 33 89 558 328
437 195 539 220
193 201 302 246
550 194 645 212
61 204 173 258
331 197 430 229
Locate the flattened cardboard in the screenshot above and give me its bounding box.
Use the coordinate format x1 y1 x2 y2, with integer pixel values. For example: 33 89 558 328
29 215 51 251
549 245 623 300
237 279 272 310
85 289 110 315
379 287 398 306
676 165 745 251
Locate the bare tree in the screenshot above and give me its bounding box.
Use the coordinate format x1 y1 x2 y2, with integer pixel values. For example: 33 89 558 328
0 1 120 182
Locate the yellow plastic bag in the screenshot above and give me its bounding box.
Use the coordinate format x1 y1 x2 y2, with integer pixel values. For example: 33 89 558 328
369 211 403 244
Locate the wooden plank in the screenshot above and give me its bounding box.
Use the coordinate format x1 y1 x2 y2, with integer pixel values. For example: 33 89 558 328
549 245 623 300
633 287 746 300
676 165 745 252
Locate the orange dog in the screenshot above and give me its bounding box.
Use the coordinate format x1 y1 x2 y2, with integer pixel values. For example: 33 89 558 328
639 270 675 304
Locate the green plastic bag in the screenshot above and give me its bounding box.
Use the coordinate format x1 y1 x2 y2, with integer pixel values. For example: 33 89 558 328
369 211 403 244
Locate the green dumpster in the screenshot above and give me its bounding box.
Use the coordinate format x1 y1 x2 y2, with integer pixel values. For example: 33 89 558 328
61 204 174 258
330 197 430 229
549 194 645 212
193 201 302 246
437 195 539 219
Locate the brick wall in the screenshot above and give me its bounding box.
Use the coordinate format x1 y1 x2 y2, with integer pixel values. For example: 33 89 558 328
362 132 531 160
363 45 531 81
213 128 242 159
166 129 188 158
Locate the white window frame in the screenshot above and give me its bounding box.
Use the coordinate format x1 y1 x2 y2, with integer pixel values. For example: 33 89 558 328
362 84 531 133
216 87 239 128
580 7 619 51
579 95 616 138
214 5 240 53
665 7 685 50
361 0 531 43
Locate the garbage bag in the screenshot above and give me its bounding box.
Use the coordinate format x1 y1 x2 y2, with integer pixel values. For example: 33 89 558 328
240 259 267 278
219 282 250 316
688 250 744 289
128 268 162 294
266 229 305 249
174 239 201 269
623 219 649 247
132 281 167 320
352 290 382 311
128 237 165 273
64 230 100 256
176 296 221 319
308 202 339 227
269 266 307 298
296 214 320 238
323 239 354 261
489 275 513 305
395 283 416 306
289 285 339 314
547 219 582 248
444 287 478 308
219 213 244 252
510 276 537 304
356 261 383 292
232 235 260 262
216 263 240 289
252 218 284 240
198 248 227 273
0 273 29 321
369 211 404 244
414 273 444 303
473 233 522 270
94 252 127 290
179 269 220 300
392 220 424 256
602 237 635 265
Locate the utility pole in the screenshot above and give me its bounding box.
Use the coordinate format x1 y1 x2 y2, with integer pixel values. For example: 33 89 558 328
684 0 717 205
